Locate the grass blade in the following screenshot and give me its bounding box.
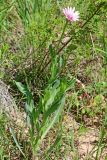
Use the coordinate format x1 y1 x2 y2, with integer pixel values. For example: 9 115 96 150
10 128 25 158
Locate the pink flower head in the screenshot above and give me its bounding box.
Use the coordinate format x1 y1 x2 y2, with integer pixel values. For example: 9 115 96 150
63 7 79 22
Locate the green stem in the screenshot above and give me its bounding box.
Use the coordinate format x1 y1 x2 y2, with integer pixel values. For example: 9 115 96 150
57 20 68 50
39 2 105 77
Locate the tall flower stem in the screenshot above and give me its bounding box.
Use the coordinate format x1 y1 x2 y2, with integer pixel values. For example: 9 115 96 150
39 2 105 77
58 2 105 54
57 20 68 50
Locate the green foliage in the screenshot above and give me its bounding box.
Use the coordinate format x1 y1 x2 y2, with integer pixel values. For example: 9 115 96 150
15 46 75 157
0 0 107 159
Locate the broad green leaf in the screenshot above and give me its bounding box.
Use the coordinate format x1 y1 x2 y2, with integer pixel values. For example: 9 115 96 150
41 96 65 141
15 81 34 112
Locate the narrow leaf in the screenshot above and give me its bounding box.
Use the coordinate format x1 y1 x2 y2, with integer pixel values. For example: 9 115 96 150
10 128 25 158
